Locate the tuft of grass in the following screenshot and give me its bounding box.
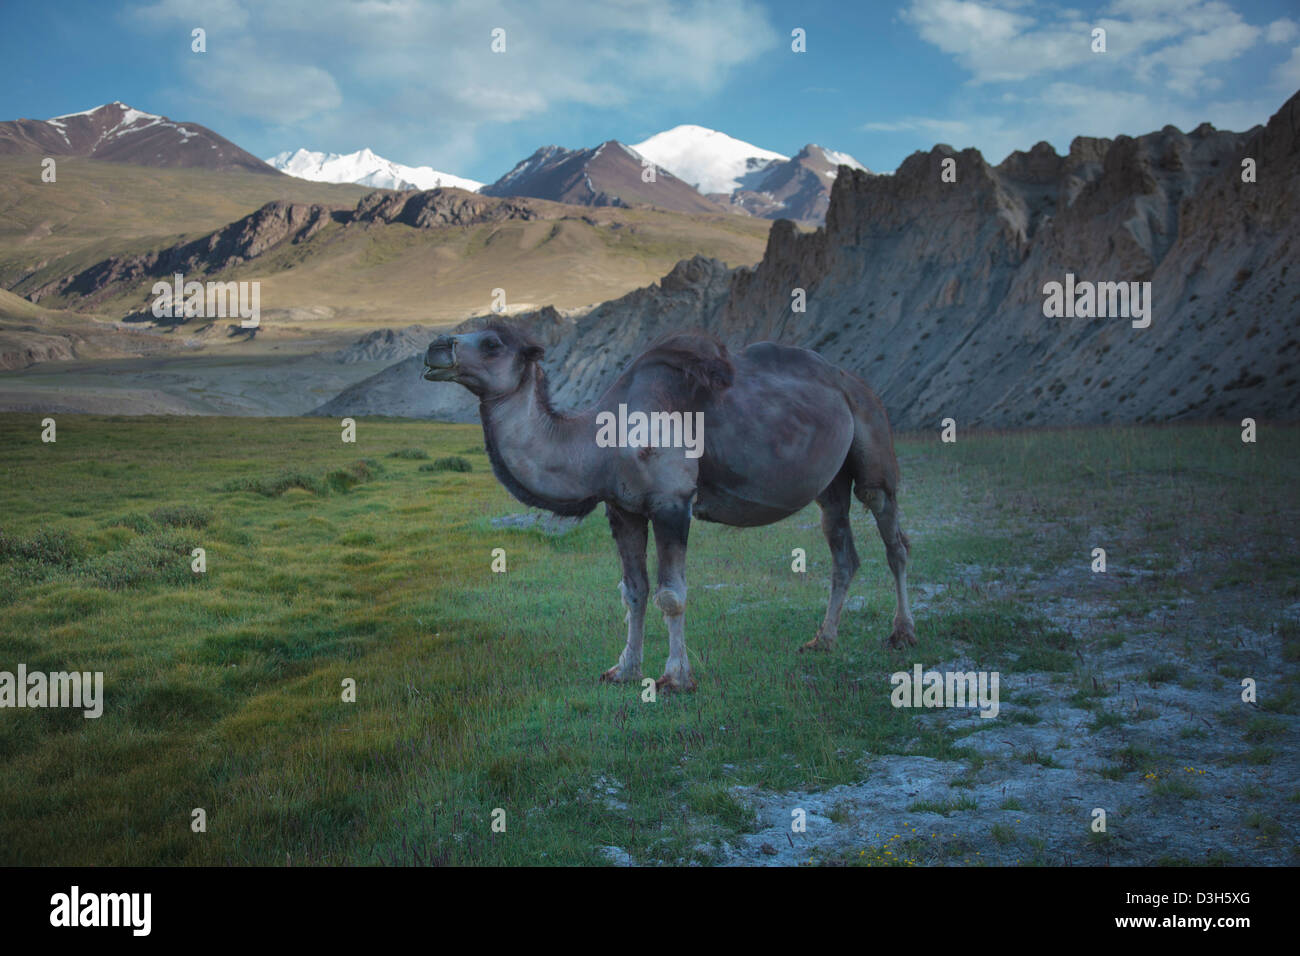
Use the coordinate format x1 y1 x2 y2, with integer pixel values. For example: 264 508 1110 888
1089 709 1126 731
1244 811 1281 842
325 459 385 494
907 795 977 816
421 456 473 473
222 470 324 497
1144 663 1180 686
149 504 211 529
1243 715 1286 744
72 528 199 590
387 448 429 460
222 459 384 497
1150 776 1200 799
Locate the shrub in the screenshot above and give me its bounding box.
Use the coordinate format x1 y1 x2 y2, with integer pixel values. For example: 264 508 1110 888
326 459 385 493
0 528 79 567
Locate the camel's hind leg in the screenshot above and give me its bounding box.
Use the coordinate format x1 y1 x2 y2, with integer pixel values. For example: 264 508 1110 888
860 487 916 649
801 467 860 652
601 503 649 683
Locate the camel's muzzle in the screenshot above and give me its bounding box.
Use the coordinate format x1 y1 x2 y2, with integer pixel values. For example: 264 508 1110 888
423 336 457 381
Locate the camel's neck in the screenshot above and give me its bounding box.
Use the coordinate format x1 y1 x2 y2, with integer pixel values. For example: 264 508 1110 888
479 370 604 517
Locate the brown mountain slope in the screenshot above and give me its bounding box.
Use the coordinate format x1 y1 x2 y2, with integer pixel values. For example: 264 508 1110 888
0 102 275 174
481 141 727 214
16 186 771 332
0 156 374 298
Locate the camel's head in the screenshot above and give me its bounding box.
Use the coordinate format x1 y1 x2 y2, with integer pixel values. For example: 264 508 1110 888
422 324 545 399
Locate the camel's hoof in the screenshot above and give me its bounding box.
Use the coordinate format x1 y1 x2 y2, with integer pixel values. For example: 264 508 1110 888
799 636 835 653
601 665 642 684
655 673 697 694
884 621 918 650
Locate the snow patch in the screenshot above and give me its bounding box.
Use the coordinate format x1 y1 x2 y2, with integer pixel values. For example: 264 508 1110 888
266 147 483 192
632 124 787 195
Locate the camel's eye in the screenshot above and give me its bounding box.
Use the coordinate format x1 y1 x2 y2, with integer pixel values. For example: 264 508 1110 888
482 337 501 352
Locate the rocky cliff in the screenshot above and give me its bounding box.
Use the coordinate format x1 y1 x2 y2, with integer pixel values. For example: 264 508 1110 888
322 91 1298 430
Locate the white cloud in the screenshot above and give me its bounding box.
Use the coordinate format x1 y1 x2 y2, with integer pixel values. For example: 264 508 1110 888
177 36 342 125
1131 8 1260 95
124 0 778 168
1273 46 1300 90
901 0 1094 83
861 117 974 139
901 0 1269 95
1266 19 1299 45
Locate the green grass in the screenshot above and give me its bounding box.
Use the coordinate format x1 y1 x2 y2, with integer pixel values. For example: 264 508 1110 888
0 416 1295 865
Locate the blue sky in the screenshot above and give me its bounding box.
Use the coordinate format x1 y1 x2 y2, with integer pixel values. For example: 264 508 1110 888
2 0 1297 181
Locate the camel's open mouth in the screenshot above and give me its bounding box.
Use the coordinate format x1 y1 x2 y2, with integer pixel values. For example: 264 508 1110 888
422 339 457 381
422 361 456 381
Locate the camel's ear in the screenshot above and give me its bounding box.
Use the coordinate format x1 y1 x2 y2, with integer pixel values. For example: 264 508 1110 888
521 344 544 363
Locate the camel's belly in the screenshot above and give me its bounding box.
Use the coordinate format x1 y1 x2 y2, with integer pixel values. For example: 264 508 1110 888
692 486 804 527
692 371 855 522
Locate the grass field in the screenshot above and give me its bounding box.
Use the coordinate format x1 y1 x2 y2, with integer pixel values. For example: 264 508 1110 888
0 415 1296 865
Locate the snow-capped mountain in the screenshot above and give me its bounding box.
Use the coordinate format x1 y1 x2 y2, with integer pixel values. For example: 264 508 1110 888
0 101 275 173
727 144 871 222
267 148 483 192
631 125 870 222
631 125 788 195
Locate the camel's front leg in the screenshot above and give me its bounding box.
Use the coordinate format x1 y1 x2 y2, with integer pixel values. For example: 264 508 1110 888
601 503 649 683
651 501 696 693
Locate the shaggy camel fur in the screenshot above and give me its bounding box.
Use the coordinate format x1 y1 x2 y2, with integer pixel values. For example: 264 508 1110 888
423 323 915 692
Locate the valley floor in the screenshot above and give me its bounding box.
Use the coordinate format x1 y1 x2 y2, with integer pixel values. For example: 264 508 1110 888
0 417 1295 865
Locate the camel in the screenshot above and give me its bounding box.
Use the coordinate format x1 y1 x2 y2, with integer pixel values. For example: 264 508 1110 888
423 323 916 692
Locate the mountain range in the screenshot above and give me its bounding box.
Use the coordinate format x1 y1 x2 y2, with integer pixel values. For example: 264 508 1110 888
0 102 864 223
266 147 483 192
315 90 1300 430
268 127 867 223
631 126 868 221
